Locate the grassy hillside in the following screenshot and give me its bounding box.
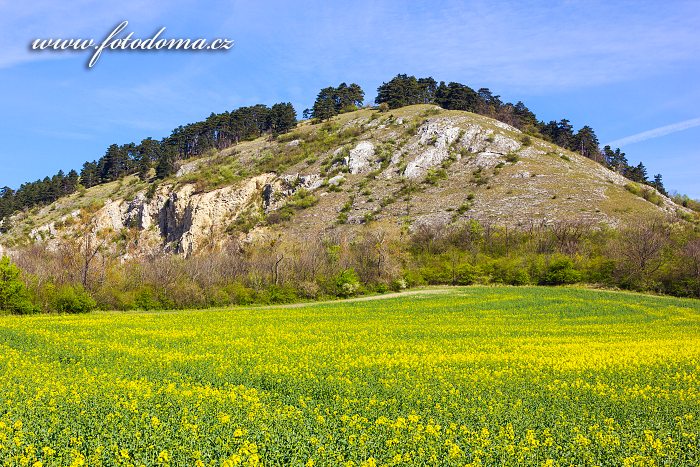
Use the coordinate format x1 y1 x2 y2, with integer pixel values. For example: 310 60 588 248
1 105 690 251
0 286 698 465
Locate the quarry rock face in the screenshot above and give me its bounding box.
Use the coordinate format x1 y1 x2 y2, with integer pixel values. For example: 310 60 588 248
69 174 276 256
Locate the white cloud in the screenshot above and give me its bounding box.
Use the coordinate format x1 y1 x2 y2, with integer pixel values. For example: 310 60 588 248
606 117 700 147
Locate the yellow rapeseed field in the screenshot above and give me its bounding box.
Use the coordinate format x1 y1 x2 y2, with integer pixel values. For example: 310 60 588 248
0 287 698 466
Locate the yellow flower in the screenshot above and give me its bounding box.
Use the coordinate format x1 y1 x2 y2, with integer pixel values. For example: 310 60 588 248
157 450 170 463
448 443 462 458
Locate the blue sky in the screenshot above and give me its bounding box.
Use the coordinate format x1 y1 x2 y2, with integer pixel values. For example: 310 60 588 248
1 0 698 196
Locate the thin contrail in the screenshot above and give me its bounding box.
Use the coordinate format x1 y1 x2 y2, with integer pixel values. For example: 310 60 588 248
607 117 700 147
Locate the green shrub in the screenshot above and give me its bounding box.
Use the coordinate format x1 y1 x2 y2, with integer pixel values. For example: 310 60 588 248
424 168 448 185
206 287 232 307
287 189 319 209
456 202 472 215
641 188 662 206
134 287 162 310
267 189 320 225
624 182 643 196
487 258 531 285
334 269 360 297
224 282 255 305
582 257 616 285
336 212 349 224
257 285 298 304
228 207 262 234
372 283 390 294
169 281 206 309
509 269 531 285
505 152 520 163
625 183 663 206
454 263 482 285
50 285 97 313
0 256 36 314
402 269 427 287
419 263 452 285
540 256 582 285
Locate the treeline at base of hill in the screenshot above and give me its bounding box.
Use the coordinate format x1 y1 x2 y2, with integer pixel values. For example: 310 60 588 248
1 216 699 314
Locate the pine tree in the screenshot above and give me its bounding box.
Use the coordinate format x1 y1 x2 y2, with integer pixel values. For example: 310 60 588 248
335 83 364 111
155 150 176 179
603 146 629 174
80 161 99 188
65 170 78 191
311 84 364 120
555 119 575 150
435 82 478 111
573 126 600 161
629 162 649 183
376 74 437 109
269 103 297 135
476 88 502 116
652 174 667 196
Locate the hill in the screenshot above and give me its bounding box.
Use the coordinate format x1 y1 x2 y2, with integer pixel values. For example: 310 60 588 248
0 105 690 257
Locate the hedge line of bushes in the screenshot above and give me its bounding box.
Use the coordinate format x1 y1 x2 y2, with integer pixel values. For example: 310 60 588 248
2 216 699 314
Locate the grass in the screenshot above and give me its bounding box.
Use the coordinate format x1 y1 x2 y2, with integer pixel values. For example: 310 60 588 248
0 286 698 465
1 176 149 247
625 182 663 206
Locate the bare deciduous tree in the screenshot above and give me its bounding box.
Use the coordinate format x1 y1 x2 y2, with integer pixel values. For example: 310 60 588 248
550 220 592 256
614 218 671 287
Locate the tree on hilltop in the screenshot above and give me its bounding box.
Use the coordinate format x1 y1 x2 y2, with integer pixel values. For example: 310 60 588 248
312 83 364 120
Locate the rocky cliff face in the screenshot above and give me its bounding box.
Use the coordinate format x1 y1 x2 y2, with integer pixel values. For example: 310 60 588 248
2 105 690 257
49 174 276 256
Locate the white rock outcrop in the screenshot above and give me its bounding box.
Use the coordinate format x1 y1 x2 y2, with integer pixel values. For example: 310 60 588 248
401 118 525 179
348 141 375 174
403 120 462 178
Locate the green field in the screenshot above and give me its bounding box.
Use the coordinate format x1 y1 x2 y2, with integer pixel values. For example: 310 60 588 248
0 287 699 466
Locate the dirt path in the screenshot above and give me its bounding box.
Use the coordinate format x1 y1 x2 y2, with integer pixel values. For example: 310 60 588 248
91 287 457 315
254 286 455 310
